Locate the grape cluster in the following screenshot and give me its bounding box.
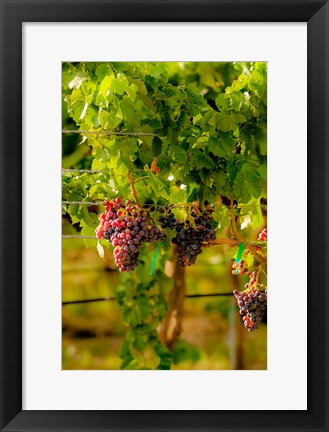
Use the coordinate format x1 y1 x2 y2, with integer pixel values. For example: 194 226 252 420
231 259 249 276
258 227 267 242
233 287 267 332
171 211 216 267
95 198 165 272
243 270 258 291
158 206 177 229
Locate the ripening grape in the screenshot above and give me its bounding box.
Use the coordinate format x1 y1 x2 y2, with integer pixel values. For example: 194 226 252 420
231 259 248 275
258 227 267 242
96 198 165 272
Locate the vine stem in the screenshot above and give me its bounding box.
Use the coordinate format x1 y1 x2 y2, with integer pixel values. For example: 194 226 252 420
255 264 262 284
127 172 141 207
205 237 264 251
61 234 261 248
230 201 267 264
230 201 249 245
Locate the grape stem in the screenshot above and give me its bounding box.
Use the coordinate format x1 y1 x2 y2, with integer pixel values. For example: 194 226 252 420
133 175 150 184
256 282 267 290
255 265 262 283
127 172 141 207
259 267 268 279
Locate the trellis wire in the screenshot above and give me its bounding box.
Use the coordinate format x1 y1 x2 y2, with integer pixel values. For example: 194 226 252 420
62 168 147 174
62 267 115 274
62 235 97 239
62 199 267 209
62 292 233 306
62 201 206 209
62 201 103 206
62 168 103 174
62 129 158 137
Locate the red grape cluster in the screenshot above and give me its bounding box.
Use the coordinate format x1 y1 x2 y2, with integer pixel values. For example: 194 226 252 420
171 211 216 267
233 287 267 332
258 227 267 241
243 270 258 290
96 198 165 272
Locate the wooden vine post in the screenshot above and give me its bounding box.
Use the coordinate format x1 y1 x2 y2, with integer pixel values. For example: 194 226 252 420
229 269 244 370
159 248 186 350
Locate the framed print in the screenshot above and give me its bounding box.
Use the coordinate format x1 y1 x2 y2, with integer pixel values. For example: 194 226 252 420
1 1 328 431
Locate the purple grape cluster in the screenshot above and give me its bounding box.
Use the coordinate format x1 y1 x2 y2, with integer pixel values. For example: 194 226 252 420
96 198 165 272
171 211 216 267
158 206 177 229
233 288 267 332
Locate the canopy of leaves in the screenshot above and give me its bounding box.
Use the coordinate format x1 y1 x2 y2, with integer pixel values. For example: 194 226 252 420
62 61 267 211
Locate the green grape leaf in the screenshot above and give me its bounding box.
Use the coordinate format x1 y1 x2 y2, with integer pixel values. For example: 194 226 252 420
68 70 89 89
171 145 187 164
81 225 98 248
112 74 129 95
233 164 261 203
217 113 237 132
95 63 109 82
191 148 216 170
120 97 136 123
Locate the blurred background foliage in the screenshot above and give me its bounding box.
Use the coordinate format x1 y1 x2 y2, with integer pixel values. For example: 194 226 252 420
62 229 266 369
62 222 267 370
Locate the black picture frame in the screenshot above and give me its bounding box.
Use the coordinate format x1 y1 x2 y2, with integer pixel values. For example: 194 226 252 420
1 1 328 431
